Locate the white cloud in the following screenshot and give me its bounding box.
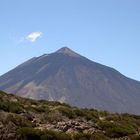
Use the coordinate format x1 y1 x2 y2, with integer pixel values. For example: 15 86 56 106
26 32 42 42
17 32 43 44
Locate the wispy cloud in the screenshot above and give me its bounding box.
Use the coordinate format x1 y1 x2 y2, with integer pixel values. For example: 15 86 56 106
18 32 42 44
26 32 42 42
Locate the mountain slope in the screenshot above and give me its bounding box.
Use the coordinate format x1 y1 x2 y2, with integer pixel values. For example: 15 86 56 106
0 47 140 114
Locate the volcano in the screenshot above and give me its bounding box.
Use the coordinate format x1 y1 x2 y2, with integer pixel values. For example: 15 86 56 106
0 47 140 114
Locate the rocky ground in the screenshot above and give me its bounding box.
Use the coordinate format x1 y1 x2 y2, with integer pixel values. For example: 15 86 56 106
0 91 140 140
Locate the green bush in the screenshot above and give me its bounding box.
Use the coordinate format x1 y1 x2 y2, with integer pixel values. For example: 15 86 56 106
74 108 98 122
98 121 115 130
73 133 91 140
58 106 76 119
5 114 32 127
0 91 6 96
0 101 23 113
17 127 41 140
130 135 140 140
33 105 50 113
41 134 53 140
73 133 110 140
18 128 72 140
74 109 86 117
0 101 9 111
98 120 136 138
90 133 111 140
9 102 23 113
54 132 71 140
106 125 136 138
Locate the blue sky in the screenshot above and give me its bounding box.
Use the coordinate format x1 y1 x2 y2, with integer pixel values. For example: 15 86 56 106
0 0 140 81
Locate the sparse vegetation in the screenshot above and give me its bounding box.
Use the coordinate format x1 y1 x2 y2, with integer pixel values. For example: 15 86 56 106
0 90 140 140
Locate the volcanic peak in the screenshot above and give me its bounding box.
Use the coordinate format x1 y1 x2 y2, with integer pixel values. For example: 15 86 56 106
56 47 81 57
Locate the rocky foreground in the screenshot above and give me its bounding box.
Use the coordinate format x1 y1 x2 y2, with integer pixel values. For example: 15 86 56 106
0 91 140 140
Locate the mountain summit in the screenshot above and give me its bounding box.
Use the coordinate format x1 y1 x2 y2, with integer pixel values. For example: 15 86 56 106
0 47 140 114
56 47 81 57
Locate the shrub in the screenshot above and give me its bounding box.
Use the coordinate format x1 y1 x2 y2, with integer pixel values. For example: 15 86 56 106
9 102 23 113
74 109 86 117
98 121 115 130
90 133 111 140
0 101 9 111
41 134 53 140
0 101 23 113
17 127 41 140
74 108 98 122
4 114 32 127
98 120 136 138
33 105 50 113
83 109 98 122
73 133 110 140
130 135 140 140
106 125 136 138
0 91 6 96
73 133 91 140
58 106 76 119
42 130 71 140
